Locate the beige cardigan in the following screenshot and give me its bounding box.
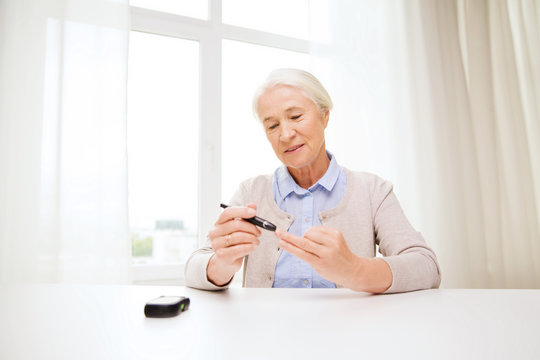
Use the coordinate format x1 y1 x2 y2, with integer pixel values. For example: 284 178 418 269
184 169 441 293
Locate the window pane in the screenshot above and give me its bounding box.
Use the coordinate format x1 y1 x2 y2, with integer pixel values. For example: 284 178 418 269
127 31 199 265
222 40 310 202
222 0 309 39
130 0 208 20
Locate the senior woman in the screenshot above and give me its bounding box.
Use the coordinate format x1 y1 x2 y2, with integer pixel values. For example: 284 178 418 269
185 69 441 293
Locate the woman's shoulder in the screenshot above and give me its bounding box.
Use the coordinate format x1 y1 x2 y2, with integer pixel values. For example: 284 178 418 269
231 174 273 204
338 168 396 212
343 168 393 190
238 173 273 190
341 168 395 206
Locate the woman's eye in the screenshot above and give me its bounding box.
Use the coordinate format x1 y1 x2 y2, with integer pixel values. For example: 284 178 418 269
268 124 279 130
291 114 301 120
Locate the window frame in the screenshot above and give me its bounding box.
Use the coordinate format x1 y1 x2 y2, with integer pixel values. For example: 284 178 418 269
129 1 309 284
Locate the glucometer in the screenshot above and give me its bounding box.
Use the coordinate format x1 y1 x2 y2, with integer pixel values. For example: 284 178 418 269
220 203 277 231
144 296 190 318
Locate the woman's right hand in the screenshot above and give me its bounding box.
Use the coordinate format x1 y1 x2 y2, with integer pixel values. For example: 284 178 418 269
206 203 261 286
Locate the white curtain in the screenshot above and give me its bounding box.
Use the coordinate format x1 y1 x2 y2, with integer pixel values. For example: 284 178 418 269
0 0 131 283
310 0 540 288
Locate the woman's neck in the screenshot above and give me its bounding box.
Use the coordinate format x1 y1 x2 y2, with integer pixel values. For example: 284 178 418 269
288 149 331 189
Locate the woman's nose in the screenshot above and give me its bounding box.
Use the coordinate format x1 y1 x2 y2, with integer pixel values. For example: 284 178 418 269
280 123 296 140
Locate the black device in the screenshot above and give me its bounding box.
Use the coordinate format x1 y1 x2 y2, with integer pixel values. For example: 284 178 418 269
220 203 277 231
144 296 190 318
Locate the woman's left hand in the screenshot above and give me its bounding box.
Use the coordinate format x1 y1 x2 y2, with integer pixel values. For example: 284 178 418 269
275 226 392 292
275 226 360 288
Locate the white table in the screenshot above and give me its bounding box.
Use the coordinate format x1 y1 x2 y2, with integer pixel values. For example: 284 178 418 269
0 284 539 359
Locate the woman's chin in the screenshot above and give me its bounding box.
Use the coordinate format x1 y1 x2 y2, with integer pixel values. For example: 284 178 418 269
282 158 309 170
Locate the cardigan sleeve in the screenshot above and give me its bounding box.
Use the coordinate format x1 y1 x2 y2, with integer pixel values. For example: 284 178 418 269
184 184 246 290
371 180 442 293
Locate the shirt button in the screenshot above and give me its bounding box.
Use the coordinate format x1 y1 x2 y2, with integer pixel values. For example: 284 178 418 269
305 217 310 223
304 279 309 285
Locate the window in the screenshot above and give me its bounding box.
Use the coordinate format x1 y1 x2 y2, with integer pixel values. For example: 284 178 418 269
127 32 199 273
129 0 208 19
221 40 309 202
222 0 309 39
128 0 311 284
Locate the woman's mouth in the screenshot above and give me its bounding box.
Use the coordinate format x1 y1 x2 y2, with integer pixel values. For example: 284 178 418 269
285 144 304 153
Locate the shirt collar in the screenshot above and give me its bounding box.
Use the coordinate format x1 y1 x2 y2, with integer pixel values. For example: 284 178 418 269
316 152 340 192
275 151 341 200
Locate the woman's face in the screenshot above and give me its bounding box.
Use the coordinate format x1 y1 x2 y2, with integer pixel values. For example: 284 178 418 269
257 85 329 171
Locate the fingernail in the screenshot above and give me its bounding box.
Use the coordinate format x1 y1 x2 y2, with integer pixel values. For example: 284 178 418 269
247 208 256 215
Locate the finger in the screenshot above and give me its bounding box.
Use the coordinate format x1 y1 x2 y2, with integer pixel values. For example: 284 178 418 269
211 233 233 251
213 232 260 251
278 238 319 264
216 206 257 225
274 228 304 247
303 226 331 245
304 226 344 247
275 229 322 257
214 243 257 263
210 218 261 240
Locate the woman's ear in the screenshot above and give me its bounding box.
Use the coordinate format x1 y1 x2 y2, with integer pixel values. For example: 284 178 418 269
321 109 330 128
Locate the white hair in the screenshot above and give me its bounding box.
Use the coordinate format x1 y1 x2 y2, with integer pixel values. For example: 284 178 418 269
252 68 333 120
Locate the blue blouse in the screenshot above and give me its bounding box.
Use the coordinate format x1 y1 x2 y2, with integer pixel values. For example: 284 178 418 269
272 151 346 288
